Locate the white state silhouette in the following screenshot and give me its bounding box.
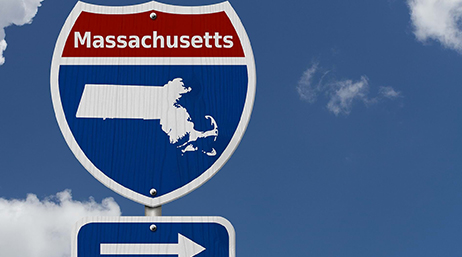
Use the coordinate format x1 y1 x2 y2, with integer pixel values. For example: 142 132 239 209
76 78 218 155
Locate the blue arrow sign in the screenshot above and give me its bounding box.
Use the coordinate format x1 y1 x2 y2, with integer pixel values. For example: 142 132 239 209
72 217 235 257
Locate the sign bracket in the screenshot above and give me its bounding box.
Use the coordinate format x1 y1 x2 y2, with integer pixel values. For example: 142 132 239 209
145 205 162 216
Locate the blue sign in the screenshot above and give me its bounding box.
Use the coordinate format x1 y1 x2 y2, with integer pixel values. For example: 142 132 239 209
51 1 256 206
72 217 235 257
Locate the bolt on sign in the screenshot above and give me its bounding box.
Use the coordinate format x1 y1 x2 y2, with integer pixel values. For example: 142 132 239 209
51 1 256 207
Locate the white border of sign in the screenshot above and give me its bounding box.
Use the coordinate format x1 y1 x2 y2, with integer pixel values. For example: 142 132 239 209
72 216 236 257
50 1 256 207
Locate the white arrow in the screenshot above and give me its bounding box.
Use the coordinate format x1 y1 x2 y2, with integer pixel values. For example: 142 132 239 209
100 233 206 257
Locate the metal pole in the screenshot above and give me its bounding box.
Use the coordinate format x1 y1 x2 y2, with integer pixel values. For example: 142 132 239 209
145 205 162 216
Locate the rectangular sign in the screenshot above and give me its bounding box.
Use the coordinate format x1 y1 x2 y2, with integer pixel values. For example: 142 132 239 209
72 216 235 257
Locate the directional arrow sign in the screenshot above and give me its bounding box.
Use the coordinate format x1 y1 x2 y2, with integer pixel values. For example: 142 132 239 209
100 234 206 257
72 217 235 257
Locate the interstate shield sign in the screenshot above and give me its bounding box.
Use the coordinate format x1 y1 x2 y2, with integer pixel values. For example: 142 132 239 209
50 1 256 207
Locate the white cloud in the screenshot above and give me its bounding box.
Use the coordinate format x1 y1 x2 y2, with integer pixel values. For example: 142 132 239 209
0 39 6 65
0 190 121 257
297 63 402 116
327 76 370 116
297 63 330 103
379 86 402 99
297 62 320 103
0 0 44 65
408 0 462 52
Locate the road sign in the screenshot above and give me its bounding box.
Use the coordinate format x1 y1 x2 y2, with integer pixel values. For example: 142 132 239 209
72 217 235 257
50 1 256 207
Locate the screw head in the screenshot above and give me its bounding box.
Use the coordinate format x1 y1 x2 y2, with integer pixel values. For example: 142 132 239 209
150 188 157 196
150 224 157 232
150 12 157 20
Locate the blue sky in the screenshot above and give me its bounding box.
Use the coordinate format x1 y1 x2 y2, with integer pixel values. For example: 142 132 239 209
2 0 462 256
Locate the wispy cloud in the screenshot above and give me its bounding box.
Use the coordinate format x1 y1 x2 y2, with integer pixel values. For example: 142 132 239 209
0 190 121 257
326 76 371 116
0 0 45 65
297 62 319 103
408 0 462 52
297 62 331 104
379 86 402 99
297 63 402 116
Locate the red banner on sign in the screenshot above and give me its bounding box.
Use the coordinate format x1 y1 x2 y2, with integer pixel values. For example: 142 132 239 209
63 11 244 58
